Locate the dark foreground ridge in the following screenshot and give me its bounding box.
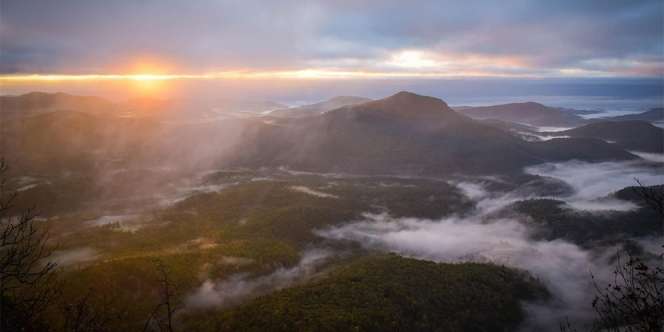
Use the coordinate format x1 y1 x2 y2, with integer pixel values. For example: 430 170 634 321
191 255 548 332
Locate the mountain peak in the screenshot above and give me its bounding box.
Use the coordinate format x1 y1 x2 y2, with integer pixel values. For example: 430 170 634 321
392 90 422 98
521 101 547 108
387 91 446 104
354 91 454 119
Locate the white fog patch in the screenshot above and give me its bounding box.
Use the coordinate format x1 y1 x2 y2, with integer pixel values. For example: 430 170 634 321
85 214 138 227
526 160 664 212
635 237 664 256
47 247 99 267
526 161 663 199
631 151 664 163
475 193 525 215
452 181 524 215
533 126 572 133
517 132 571 142
277 166 348 178
16 184 39 192
564 198 637 212
453 181 487 200
289 186 339 199
250 177 273 182
16 176 39 185
219 256 254 266
182 183 233 195
185 249 331 309
84 214 146 232
316 213 613 331
159 182 237 206
534 134 570 141
12 176 51 192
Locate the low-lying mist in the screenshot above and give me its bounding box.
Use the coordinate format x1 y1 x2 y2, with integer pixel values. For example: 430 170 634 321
525 159 664 212
316 159 663 331
185 249 332 309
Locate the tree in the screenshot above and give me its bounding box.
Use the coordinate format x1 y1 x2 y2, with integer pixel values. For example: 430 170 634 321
562 183 664 332
0 158 184 331
634 180 664 232
589 253 663 332
143 259 181 332
0 158 57 331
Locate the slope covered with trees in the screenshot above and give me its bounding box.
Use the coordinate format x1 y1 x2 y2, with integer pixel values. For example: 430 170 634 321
196 255 548 332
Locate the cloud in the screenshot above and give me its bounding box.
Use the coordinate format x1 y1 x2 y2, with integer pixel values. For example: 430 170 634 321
453 159 664 216
631 151 664 163
315 158 664 329
525 160 664 211
316 213 613 330
1 0 662 77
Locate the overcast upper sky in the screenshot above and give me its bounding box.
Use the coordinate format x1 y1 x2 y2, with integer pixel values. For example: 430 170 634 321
1 0 663 79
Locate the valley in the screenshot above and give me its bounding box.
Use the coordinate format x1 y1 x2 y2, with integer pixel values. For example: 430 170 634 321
1 91 662 331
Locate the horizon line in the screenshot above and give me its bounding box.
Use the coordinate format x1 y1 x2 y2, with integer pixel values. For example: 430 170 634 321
2 69 658 83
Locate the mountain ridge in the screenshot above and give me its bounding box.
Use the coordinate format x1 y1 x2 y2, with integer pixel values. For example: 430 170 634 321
229 91 636 175
458 101 586 127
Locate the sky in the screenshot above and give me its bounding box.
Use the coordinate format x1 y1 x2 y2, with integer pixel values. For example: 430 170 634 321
0 0 663 101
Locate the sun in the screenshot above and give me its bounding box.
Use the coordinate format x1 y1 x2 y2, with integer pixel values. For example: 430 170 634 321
124 59 174 97
131 74 168 81
127 74 168 97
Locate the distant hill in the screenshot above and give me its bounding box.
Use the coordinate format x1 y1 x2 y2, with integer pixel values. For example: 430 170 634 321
229 92 636 175
507 196 661 246
0 92 117 118
2 109 167 173
0 92 288 120
556 120 664 153
528 137 638 161
269 96 371 117
458 102 586 127
613 184 664 203
210 99 287 114
3 103 259 174
601 108 664 122
479 118 536 133
208 255 548 332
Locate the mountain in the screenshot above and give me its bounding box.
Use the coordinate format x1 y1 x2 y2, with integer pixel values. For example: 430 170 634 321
5 91 639 177
229 92 636 175
528 137 639 161
269 96 371 117
206 255 548 332
210 99 287 114
457 102 586 127
556 120 664 153
0 91 285 120
478 119 540 134
601 108 664 123
0 92 117 118
2 109 169 174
